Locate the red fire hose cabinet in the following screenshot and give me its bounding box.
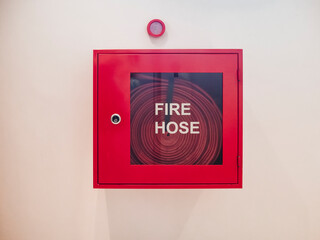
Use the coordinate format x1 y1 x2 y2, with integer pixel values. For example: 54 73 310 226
94 49 243 188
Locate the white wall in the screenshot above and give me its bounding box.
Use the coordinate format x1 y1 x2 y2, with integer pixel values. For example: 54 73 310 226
1 0 320 239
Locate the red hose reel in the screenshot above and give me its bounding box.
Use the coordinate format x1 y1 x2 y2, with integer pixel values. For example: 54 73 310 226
130 73 222 165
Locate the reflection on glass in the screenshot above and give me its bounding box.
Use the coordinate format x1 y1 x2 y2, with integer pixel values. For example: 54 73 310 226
130 73 223 165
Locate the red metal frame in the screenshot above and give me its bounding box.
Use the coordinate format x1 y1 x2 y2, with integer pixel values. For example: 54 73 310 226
147 19 166 37
93 49 243 189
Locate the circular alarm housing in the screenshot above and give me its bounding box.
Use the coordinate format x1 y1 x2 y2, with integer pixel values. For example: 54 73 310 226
147 19 165 37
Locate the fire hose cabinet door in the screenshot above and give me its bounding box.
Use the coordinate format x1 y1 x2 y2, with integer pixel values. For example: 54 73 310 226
93 49 242 188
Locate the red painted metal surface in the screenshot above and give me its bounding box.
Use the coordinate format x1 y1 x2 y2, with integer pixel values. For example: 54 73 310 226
93 49 243 188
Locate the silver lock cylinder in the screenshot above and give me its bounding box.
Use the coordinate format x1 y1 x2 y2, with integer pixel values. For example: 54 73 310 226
111 113 121 124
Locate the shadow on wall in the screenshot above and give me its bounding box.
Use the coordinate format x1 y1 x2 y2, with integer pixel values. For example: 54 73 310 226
149 32 169 47
94 189 201 240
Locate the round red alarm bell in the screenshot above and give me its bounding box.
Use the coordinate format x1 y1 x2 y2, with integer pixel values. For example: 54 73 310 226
147 19 165 37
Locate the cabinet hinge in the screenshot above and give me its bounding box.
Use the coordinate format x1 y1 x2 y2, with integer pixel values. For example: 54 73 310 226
237 156 241 167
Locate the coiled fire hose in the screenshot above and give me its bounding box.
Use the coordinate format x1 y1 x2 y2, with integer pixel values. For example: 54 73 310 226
130 74 222 165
